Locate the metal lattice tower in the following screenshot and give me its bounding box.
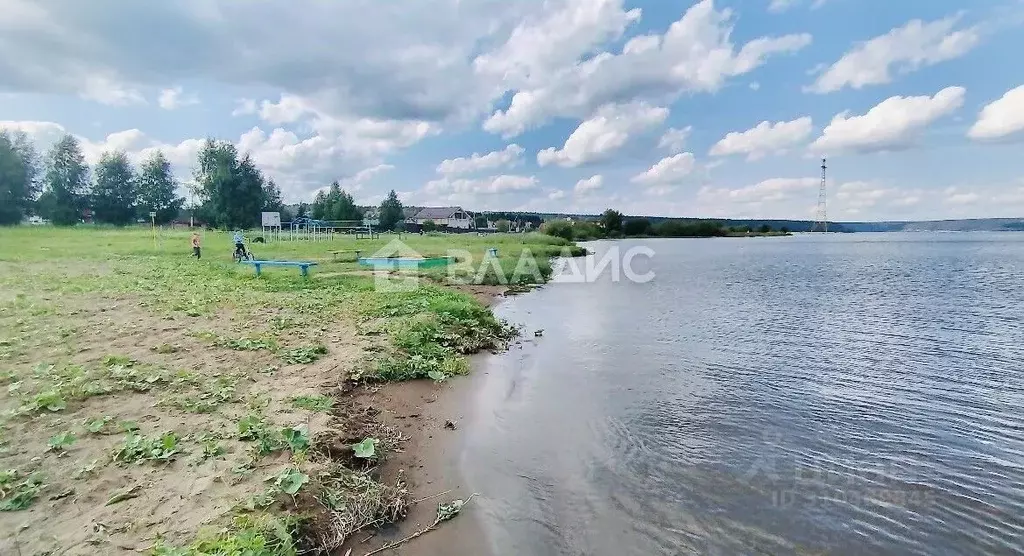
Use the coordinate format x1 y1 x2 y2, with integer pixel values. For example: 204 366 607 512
810 157 828 232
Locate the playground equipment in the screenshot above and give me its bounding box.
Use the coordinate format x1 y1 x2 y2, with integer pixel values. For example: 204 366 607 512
281 218 379 242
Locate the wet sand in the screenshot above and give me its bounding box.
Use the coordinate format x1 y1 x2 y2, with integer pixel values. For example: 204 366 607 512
340 287 510 556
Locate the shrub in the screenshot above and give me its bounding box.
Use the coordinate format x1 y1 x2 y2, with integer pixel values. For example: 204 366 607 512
539 220 574 241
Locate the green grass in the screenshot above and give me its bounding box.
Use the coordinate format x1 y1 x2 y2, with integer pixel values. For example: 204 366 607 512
0 226 580 554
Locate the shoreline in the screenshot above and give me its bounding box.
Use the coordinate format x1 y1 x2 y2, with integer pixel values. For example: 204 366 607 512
343 285 513 556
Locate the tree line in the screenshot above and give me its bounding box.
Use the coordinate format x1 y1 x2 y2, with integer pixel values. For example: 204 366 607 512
540 208 791 241
0 131 184 226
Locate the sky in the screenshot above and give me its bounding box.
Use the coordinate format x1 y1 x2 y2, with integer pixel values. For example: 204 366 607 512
2 0 1024 222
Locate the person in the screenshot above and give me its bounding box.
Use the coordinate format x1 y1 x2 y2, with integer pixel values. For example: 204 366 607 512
191 232 201 259
233 230 247 259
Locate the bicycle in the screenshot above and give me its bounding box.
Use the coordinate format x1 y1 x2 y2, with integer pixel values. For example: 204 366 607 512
233 242 255 263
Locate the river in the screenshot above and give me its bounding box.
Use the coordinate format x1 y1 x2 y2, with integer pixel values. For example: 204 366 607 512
460 233 1024 555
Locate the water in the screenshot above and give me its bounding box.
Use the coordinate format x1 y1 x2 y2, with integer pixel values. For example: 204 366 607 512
461 233 1024 555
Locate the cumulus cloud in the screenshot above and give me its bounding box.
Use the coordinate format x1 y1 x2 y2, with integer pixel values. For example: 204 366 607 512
574 175 603 194
809 86 965 154
484 0 812 136
436 144 524 176
658 126 692 154
809 16 979 93
80 75 145 106
157 86 199 110
967 85 1024 141
537 102 667 167
709 117 813 160
424 174 539 195
631 153 697 185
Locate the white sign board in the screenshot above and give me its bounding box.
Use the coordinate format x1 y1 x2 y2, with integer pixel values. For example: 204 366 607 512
261 212 281 227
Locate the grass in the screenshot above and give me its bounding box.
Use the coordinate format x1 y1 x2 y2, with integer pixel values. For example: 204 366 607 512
0 225 581 554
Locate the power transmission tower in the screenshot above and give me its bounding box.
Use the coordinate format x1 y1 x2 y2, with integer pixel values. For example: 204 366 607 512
809 157 828 232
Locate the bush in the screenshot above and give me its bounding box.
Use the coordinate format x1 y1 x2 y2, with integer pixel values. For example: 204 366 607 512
539 220 574 241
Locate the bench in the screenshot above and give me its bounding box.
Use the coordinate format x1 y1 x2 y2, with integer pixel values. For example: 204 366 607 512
241 260 318 278
330 249 362 262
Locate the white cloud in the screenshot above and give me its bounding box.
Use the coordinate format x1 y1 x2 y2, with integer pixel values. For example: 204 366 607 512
768 0 799 13
80 75 145 106
436 144 524 176
574 175 603 194
658 126 692 154
232 99 258 117
548 190 567 200
749 81 761 91
709 117 812 160
967 85 1024 141
809 16 980 93
339 164 394 190
484 0 812 136
537 102 667 167
424 174 538 195
473 0 641 88
809 86 965 154
631 153 697 185
157 86 199 110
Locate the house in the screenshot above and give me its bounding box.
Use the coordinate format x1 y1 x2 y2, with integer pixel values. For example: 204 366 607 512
407 206 474 229
361 208 380 226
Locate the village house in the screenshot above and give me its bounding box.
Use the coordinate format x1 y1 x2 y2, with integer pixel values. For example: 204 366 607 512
406 206 474 229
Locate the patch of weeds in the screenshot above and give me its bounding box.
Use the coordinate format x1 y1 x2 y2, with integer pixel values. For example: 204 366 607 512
0 469 45 511
290 394 333 413
102 354 134 367
47 431 76 453
151 343 180 354
22 389 67 413
281 425 309 453
237 415 310 456
84 416 113 434
280 344 327 365
268 467 309 497
168 374 240 413
112 430 181 465
197 433 225 461
270 315 299 330
151 513 301 556
352 437 379 459
218 336 279 352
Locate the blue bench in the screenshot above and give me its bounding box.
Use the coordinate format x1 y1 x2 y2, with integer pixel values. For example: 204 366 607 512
241 260 318 277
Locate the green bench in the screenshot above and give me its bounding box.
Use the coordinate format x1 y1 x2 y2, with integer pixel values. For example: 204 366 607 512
241 260 318 277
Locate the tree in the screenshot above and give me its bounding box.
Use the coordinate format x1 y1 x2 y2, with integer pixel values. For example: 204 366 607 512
623 218 652 236
422 219 437 232
539 220 574 241
495 219 511 233
137 150 184 225
780 226 790 234
758 224 772 234
0 130 40 225
193 140 268 229
311 191 327 220
474 214 487 229
91 151 138 225
378 189 404 231
296 202 309 219
42 134 90 225
262 178 283 214
600 209 623 233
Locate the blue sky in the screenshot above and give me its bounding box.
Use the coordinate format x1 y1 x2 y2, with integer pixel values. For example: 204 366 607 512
2 0 1023 221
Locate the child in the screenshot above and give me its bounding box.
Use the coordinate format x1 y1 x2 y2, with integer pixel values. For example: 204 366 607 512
233 230 247 259
191 232 201 259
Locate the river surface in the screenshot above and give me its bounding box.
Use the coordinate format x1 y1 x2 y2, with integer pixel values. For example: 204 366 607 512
460 233 1024 556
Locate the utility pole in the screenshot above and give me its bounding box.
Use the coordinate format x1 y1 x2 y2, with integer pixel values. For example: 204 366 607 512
810 157 828 232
